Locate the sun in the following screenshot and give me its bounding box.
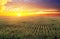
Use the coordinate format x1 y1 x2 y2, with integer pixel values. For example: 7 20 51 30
18 13 21 16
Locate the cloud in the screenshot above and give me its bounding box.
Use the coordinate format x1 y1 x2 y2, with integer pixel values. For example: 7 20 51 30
0 0 12 5
36 0 60 9
2 0 60 10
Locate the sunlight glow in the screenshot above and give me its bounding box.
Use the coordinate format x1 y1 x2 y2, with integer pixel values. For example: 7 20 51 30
18 13 21 16
0 0 60 17
0 6 59 16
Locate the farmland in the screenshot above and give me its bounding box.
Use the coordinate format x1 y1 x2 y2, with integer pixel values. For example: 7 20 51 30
0 16 60 39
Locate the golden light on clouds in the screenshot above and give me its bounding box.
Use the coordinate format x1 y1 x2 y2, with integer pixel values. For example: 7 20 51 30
0 8 59 16
0 0 12 5
0 0 60 16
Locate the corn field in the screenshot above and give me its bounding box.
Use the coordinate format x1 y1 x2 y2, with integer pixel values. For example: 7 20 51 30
0 16 60 39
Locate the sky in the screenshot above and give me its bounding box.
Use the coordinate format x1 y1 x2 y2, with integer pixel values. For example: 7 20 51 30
0 0 60 16
4 0 60 9
0 0 60 9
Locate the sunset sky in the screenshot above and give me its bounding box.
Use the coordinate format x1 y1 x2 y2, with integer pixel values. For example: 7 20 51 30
0 0 60 16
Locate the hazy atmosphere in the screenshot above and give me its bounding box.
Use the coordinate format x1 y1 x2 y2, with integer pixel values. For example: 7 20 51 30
0 0 60 39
